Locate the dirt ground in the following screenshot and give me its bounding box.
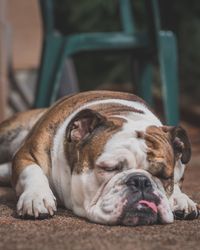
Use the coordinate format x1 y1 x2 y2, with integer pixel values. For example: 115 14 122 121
0 123 200 250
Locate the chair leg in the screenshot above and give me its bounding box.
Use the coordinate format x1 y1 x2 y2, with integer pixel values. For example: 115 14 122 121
34 35 63 108
47 44 71 104
57 58 79 99
133 59 154 106
158 31 179 125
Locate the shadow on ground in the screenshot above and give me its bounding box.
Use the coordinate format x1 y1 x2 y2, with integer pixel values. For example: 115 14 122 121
0 122 199 250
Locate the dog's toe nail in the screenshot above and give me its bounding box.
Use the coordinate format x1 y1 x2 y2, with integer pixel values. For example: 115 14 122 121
38 213 52 220
174 210 185 220
185 211 199 220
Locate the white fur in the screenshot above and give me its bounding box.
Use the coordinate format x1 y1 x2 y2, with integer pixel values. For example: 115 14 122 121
174 160 186 184
16 165 56 217
71 168 174 224
0 162 12 184
71 170 129 224
169 184 197 214
71 171 98 218
170 162 196 215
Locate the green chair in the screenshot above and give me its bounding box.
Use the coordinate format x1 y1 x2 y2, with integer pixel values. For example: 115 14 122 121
34 0 179 125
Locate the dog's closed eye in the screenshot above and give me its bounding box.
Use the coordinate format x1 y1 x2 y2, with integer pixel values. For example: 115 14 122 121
97 161 124 172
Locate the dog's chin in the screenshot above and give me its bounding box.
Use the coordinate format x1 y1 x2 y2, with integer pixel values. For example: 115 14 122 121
118 199 159 226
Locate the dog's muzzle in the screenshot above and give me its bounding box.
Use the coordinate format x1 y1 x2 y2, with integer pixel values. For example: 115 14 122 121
118 173 160 226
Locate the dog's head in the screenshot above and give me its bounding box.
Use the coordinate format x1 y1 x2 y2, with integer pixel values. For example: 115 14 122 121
65 109 191 226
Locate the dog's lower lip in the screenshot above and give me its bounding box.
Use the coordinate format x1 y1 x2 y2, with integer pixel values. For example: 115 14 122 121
121 211 158 226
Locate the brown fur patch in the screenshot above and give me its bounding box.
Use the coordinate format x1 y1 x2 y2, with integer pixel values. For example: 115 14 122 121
143 126 175 179
0 109 46 164
65 117 125 174
89 103 144 117
141 125 176 196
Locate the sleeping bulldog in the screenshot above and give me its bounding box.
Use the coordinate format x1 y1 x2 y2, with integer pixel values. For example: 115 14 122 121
0 91 198 225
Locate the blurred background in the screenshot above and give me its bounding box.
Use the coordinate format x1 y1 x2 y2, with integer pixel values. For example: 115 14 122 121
0 0 200 125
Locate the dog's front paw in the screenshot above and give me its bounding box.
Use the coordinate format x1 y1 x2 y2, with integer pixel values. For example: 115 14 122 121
17 188 57 219
170 192 199 220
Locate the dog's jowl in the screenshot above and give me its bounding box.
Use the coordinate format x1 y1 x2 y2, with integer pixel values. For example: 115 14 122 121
0 91 198 225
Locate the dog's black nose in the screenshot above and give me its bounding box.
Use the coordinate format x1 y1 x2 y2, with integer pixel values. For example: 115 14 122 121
125 174 152 191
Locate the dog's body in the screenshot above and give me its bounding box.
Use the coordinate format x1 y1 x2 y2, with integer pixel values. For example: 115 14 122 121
0 91 198 225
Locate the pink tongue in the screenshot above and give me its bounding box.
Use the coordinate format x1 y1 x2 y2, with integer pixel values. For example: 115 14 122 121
138 200 158 213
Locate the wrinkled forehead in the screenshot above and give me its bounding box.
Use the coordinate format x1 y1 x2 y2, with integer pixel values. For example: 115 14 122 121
103 117 160 148
96 122 174 169
96 119 149 165
143 125 174 161
144 126 172 144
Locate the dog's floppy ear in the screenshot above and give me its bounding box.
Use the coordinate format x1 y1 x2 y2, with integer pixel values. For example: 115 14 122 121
162 126 191 164
66 109 107 143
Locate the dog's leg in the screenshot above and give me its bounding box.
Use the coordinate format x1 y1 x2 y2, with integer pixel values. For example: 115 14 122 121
0 109 46 164
0 162 12 185
170 183 199 220
15 164 57 219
